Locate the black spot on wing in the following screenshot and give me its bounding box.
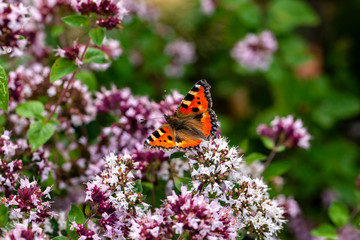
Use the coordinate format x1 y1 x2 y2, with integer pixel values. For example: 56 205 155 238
181 103 188 109
153 131 160 138
192 107 200 112
191 86 199 92
194 113 203 121
147 136 154 142
168 136 173 141
184 94 195 101
175 136 182 143
160 128 166 133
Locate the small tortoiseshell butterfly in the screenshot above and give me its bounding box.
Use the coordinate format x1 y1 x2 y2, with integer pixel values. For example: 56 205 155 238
144 79 218 151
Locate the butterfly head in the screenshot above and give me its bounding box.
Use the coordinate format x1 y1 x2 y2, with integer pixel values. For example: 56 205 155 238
164 114 170 122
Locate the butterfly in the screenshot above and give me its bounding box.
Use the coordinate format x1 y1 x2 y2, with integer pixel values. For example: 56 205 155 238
144 80 218 152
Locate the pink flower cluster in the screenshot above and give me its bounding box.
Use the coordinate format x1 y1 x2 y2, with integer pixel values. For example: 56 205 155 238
0 2 29 57
81 153 147 238
257 115 312 149
164 39 196 77
130 186 238 239
231 30 277 71
71 0 128 29
4 219 47 240
5 178 53 224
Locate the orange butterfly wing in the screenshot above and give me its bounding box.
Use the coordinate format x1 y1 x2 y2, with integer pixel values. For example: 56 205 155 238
144 124 176 151
145 80 218 152
176 79 212 115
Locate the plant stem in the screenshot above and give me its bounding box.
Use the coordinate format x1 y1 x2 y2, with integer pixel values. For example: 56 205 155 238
177 233 184 240
263 147 277 171
350 205 360 220
45 37 91 124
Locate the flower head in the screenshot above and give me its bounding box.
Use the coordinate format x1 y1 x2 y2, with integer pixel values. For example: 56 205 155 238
130 186 238 239
4 220 47 240
0 2 29 57
231 30 277 71
185 137 243 197
222 176 286 240
164 39 196 77
163 186 238 239
257 115 311 149
71 0 128 29
84 153 147 238
5 178 53 223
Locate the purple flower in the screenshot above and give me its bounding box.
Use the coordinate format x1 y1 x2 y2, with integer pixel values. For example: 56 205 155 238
200 0 216 16
0 2 29 57
231 30 277 71
0 158 22 196
257 115 312 149
5 178 53 223
122 0 159 21
70 223 101 240
164 39 196 77
185 137 244 197
130 186 238 239
222 176 286 240
84 153 148 238
71 0 128 30
0 130 18 158
7 63 50 112
4 219 47 240
276 195 320 240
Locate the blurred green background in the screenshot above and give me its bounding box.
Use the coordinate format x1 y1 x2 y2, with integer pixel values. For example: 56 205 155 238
94 0 360 236
94 0 360 235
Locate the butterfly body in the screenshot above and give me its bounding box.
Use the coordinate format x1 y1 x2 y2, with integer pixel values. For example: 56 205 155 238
145 80 217 152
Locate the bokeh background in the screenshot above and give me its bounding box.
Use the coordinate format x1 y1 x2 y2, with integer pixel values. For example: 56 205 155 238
2 0 360 238
96 0 360 238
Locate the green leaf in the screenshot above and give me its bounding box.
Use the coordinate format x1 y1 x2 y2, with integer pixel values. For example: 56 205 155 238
52 237 68 240
142 182 154 191
236 230 245 240
268 0 319 33
85 203 91 217
75 70 98 91
275 145 286 152
0 204 9 227
260 137 275 150
280 36 311 67
329 201 349 228
0 64 8 112
28 121 55 151
0 114 6 128
134 179 143 193
67 204 86 240
311 91 360 129
89 28 105 47
50 58 78 83
68 204 86 224
174 177 192 191
263 160 292 181
62 15 90 28
84 48 107 64
16 101 44 119
246 152 267 164
236 0 261 28
310 223 338 239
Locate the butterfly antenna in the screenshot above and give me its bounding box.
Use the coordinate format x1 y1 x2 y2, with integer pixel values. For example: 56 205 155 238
139 117 163 124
